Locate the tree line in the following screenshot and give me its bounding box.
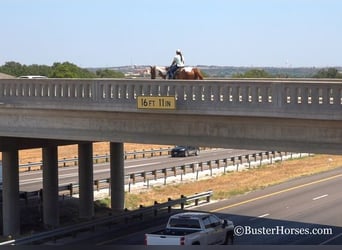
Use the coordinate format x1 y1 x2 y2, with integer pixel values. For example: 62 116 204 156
0 61 125 78
1 61 341 79
232 68 342 78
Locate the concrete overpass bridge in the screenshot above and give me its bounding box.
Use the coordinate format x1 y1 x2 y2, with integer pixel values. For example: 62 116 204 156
0 78 341 237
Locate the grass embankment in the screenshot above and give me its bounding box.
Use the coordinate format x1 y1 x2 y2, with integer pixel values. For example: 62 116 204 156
123 154 342 209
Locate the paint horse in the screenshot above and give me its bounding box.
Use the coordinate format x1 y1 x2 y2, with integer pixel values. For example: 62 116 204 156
150 66 204 80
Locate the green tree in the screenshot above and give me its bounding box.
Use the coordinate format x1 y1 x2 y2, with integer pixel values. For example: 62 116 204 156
0 61 26 76
313 68 342 78
232 69 273 78
96 69 125 78
49 62 95 78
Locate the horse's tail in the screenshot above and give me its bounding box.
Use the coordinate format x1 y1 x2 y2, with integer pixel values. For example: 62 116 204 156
194 68 204 80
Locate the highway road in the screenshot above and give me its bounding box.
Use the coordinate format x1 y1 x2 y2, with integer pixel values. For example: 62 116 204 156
60 167 342 245
18 148 257 192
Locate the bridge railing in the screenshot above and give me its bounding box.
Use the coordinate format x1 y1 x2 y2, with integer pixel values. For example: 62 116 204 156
0 79 341 120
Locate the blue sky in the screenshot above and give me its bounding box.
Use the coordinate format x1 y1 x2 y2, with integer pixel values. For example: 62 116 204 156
1 0 341 67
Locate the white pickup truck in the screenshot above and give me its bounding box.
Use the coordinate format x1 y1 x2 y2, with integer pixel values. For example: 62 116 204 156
145 212 234 245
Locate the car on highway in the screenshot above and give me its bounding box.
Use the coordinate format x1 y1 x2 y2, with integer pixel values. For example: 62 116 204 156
171 146 200 157
18 75 48 79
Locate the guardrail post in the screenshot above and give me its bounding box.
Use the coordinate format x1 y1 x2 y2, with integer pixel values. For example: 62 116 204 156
266 151 270 160
231 156 237 171
259 152 263 166
246 155 251 168
253 153 257 164
154 201 158 216
279 151 283 161
194 163 199 180
181 165 186 177
69 183 73 196
223 158 228 174
152 170 157 181
172 166 177 176
238 155 243 164
162 169 167 185
191 163 195 173
94 180 100 191
208 161 213 176
199 162 204 171
206 193 211 203
194 193 199 206
168 198 172 213
180 195 185 210
130 173 136 184
215 159 220 169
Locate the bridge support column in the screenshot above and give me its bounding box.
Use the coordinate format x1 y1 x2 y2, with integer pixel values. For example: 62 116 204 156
42 145 59 229
2 150 20 237
78 142 94 219
110 142 125 211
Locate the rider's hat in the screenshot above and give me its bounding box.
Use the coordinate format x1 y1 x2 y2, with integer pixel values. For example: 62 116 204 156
176 49 181 53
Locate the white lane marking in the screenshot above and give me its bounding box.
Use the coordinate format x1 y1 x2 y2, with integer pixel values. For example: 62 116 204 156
312 194 328 201
249 213 270 221
20 177 43 184
126 162 161 169
320 232 342 245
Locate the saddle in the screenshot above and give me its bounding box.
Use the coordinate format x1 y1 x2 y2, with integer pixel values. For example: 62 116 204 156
178 67 193 73
173 67 193 78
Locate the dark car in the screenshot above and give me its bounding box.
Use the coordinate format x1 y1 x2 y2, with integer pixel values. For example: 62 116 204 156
171 146 200 157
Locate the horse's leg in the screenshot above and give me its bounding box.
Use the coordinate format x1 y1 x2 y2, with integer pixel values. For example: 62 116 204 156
194 69 204 80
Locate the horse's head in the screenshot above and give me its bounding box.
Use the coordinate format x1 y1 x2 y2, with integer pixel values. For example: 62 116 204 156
150 66 156 79
150 66 167 79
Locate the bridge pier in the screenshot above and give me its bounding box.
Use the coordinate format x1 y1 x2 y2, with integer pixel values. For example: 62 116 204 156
2 150 20 237
78 142 94 219
42 145 59 229
110 142 125 211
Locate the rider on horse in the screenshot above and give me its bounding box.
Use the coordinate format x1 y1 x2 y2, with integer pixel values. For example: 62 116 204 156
167 49 185 79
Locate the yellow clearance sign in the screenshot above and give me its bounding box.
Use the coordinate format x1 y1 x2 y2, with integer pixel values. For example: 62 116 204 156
137 96 176 110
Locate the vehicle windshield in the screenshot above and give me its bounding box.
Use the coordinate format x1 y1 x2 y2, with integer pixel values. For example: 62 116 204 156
169 218 201 229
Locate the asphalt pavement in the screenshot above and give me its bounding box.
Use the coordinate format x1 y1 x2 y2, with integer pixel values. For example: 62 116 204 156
90 167 342 245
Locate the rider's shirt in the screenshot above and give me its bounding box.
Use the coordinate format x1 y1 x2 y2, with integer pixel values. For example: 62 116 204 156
172 54 185 67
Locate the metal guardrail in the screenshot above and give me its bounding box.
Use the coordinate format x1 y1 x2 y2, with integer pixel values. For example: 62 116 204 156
18 147 171 171
17 151 300 203
128 151 286 185
0 191 213 245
